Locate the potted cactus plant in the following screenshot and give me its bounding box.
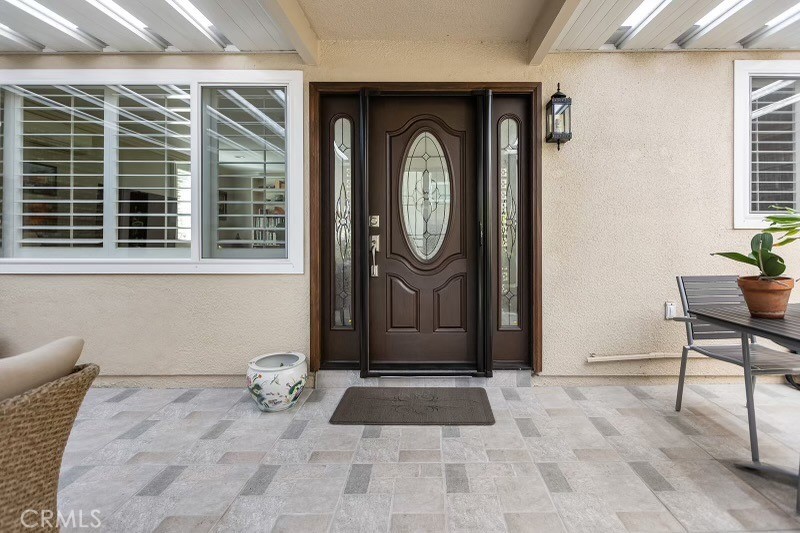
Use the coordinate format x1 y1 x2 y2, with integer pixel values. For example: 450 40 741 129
713 207 800 318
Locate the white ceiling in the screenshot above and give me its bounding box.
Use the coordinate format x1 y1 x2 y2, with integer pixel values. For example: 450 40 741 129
0 0 798 59
296 0 548 42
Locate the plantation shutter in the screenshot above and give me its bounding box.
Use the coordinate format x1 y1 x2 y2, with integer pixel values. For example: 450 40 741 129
202 86 287 259
750 78 798 213
13 85 105 249
113 85 191 249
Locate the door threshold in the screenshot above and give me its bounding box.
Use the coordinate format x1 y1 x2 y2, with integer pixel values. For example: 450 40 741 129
362 368 490 378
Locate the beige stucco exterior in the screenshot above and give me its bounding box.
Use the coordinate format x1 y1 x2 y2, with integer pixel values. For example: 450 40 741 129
1 43 800 381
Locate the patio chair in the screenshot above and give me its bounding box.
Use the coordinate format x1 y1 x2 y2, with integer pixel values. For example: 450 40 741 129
674 275 800 462
0 364 99 532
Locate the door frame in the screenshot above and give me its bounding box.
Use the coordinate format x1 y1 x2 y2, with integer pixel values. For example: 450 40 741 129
310 82 542 376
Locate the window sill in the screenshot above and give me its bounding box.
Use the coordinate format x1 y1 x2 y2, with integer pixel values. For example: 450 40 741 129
734 215 770 230
0 259 304 275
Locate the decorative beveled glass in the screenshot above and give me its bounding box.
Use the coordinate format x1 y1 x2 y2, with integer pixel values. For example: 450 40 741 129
332 117 353 328
400 131 452 262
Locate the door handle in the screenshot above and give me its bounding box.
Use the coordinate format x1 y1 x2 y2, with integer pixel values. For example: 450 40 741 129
370 238 379 277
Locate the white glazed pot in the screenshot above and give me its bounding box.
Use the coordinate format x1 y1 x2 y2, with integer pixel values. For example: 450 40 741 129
246 352 308 412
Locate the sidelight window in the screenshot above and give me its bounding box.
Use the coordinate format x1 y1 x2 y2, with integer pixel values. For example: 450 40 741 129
499 117 519 328
332 116 353 328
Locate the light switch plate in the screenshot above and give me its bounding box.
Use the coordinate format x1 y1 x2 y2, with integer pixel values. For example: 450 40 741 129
665 302 677 320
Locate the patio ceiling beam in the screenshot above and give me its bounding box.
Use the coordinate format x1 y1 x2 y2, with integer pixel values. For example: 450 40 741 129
261 0 318 65
527 0 582 65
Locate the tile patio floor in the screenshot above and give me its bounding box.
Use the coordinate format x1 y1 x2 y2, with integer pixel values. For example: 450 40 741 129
59 371 800 532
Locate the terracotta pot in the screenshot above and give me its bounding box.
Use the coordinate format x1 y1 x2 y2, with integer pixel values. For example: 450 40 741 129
737 276 794 319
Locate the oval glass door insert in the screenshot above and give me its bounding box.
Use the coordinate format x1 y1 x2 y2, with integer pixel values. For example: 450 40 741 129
400 131 451 261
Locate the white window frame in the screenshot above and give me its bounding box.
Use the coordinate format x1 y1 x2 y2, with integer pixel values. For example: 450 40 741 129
0 69 304 274
734 60 800 229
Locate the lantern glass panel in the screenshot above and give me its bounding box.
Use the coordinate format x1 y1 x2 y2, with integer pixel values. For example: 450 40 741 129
554 102 570 134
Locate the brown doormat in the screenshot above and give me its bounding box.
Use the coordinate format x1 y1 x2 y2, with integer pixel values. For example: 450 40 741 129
329 387 495 425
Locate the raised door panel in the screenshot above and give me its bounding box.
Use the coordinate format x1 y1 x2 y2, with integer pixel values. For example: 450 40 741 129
434 274 467 331
387 274 419 331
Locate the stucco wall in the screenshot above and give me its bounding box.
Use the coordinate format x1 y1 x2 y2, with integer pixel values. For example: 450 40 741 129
1 43 800 379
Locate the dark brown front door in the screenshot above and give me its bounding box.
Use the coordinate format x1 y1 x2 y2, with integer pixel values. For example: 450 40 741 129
368 96 477 369
316 83 540 376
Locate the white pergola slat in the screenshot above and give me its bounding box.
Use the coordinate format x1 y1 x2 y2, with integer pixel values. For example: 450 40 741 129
36 0 160 52
749 17 800 49
0 2 100 51
618 0 719 50
114 0 227 52
191 0 291 52
683 0 798 49
0 28 41 52
555 0 642 50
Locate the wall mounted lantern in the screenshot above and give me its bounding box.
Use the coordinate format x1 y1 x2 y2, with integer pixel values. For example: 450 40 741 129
545 83 571 150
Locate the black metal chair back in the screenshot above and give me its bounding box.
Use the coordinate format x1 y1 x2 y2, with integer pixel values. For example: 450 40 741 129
676 275 744 344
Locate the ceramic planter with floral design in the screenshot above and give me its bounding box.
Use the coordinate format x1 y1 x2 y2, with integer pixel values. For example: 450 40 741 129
247 352 307 412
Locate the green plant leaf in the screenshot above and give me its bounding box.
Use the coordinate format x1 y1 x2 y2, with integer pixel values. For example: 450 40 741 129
711 252 759 267
775 237 800 247
760 251 786 277
752 233 773 253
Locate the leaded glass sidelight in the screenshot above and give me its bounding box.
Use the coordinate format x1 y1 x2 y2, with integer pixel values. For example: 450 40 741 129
333 117 353 328
499 118 519 328
400 131 451 262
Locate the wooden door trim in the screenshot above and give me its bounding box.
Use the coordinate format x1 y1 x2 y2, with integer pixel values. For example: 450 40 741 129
309 82 543 374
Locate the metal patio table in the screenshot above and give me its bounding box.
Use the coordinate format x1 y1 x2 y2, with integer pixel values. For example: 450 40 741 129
689 303 800 512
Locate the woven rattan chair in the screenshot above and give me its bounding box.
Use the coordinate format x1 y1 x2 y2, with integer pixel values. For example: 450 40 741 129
0 364 99 533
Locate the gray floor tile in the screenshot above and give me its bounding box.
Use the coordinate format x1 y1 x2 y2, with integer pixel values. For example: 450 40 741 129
117 420 159 440
344 463 372 494
504 512 565 532
171 390 202 403
445 463 469 493
589 417 621 437
564 387 587 401
628 461 675 492
106 389 138 403
363 425 382 438
272 513 332 533
137 466 186 496
615 511 684 532
391 513 446 532
515 418 541 437
153 515 218 532
442 426 460 438
446 493 506 532
502 388 521 401
280 419 309 439
59 465 94 491
537 463 572 493
332 494 392 533
239 464 280 496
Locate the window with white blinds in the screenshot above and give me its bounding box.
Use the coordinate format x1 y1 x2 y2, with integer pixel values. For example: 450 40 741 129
202 86 287 259
15 86 105 251
114 85 191 253
735 62 800 228
0 70 303 273
750 78 797 214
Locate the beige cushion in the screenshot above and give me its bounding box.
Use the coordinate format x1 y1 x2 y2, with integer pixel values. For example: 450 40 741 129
0 337 84 401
